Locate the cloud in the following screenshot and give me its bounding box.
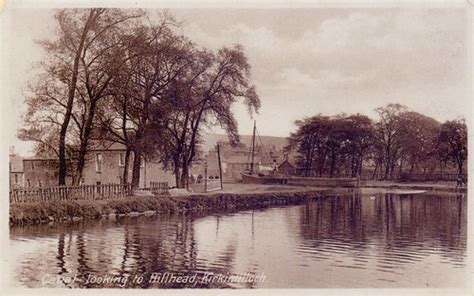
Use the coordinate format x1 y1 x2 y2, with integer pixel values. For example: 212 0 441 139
177 9 469 136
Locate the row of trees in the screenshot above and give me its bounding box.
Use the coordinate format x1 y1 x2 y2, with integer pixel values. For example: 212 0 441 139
289 104 467 179
20 9 260 188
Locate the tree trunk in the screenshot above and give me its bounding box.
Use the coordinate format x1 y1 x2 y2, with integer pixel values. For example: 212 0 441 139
351 154 356 177
175 171 181 189
319 154 326 177
131 150 141 189
73 99 98 185
122 147 131 184
384 144 391 180
399 158 404 176
372 162 379 180
390 162 396 180
173 157 181 188
458 160 463 175
304 149 311 177
57 10 97 185
73 145 87 186
180 158 189 189
58 136 69 185
384 157 390 180
329 150 337 178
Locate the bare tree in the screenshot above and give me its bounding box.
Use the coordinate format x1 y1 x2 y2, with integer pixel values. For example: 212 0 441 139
159 45 260 188
20 8 143 185
96 19 195 188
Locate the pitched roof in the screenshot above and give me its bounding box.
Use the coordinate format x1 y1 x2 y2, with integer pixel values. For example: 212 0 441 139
278 159 295 168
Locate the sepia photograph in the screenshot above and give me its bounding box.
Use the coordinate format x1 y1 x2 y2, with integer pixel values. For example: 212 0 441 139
0 0 471 294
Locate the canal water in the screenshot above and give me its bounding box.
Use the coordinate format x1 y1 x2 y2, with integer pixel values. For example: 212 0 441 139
9 189 467 288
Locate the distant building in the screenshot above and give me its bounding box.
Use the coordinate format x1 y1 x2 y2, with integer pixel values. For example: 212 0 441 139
9 155 24 189
224 155 262 181
11 142 175 188
83 143 175 188
278 159 297 176
194 139 293 182
23 158 59 188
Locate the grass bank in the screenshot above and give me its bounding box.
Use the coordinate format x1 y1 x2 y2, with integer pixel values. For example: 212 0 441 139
10 189 337 226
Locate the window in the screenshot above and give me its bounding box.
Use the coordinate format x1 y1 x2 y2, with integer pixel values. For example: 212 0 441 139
31 161 35 171
14 174 18 184
27 179 31 187
95 153 102 173
119 153 125 167
80 178 85 184
38 180 42 187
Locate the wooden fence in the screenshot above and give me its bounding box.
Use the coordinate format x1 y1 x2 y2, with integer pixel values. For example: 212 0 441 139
398 173 466 182
359 173 467 182
10 183 133 204
150 181 169 195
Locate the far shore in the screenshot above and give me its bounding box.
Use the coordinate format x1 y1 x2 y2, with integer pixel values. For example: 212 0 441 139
10 181 466 227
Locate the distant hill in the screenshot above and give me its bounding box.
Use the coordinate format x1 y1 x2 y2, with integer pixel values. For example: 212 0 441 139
201 134 290 153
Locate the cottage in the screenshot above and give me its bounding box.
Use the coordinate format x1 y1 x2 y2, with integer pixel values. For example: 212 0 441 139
82 143 175 188
22 158 59 188
11 142 175 188
278 159 296 176
9 155 24 189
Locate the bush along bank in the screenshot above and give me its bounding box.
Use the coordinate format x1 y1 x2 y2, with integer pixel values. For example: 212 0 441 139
10 190 335 226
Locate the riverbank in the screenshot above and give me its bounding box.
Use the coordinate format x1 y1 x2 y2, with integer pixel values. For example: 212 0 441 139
10 187 341 226
10 181 466 226
364 180 467 193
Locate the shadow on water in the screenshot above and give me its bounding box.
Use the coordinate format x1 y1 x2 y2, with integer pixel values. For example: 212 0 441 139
10 190 467 288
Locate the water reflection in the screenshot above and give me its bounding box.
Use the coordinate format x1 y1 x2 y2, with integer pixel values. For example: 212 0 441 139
295 192 466 285
10 190 467 288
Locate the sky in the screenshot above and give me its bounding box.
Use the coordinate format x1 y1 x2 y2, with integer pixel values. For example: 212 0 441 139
1 5 471 156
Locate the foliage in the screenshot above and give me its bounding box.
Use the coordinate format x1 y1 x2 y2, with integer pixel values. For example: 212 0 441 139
20 9 260 188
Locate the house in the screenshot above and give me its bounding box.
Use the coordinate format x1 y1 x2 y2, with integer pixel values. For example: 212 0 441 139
278 159 297 176
224 155 262 181
9 155 24 189
22 158 59 188
12 142 175 188
83 142 175 188
194 138 300 182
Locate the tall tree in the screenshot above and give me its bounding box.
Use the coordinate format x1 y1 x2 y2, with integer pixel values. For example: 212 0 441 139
96 19 196 188
438 119 467 175
289 114 375 178
397 111 440 176
341 114 375 177
374 103 408 179
20 8 143 185
159 45 260 188
21 9 102 184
